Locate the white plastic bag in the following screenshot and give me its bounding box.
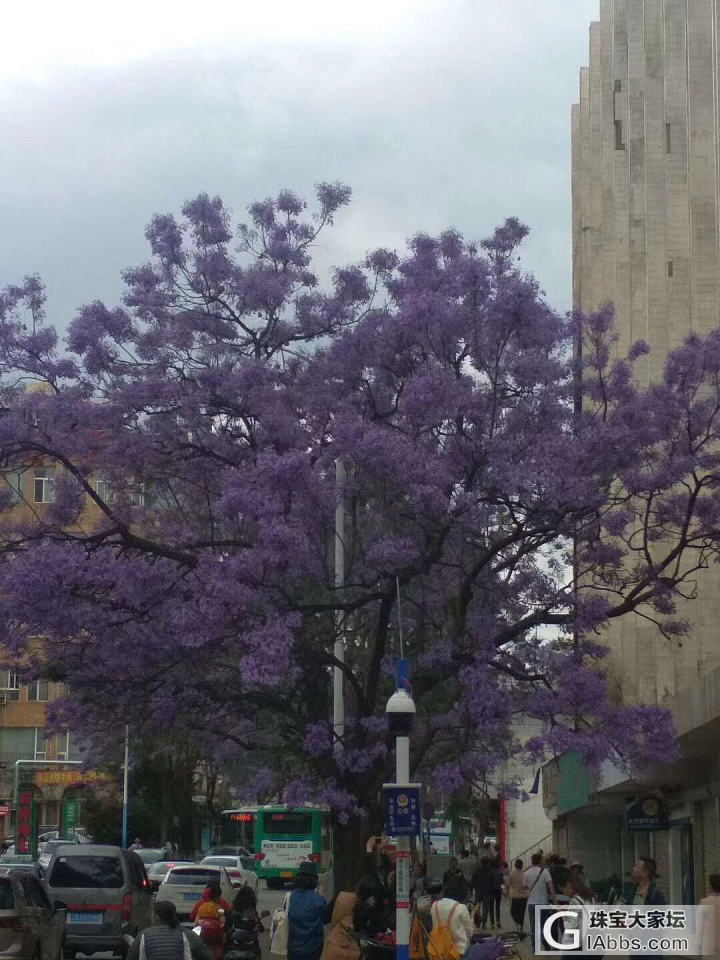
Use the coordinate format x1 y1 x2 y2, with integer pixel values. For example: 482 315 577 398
270 892 291 959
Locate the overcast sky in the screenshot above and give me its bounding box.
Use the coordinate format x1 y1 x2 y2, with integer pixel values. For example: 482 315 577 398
1 0 598 330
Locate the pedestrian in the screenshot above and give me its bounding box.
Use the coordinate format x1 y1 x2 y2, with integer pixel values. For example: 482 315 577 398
129 837 143 851
627 857 665 906
570 862 593 901
411 861 426 902
627 858 665 960
553 866 590 958
458 848 478 887
524 852 556 952
506 859 529 933
443 858 470 904
471 858 495 929
429 889 474 958
128 900 213 960
489 858 504 929
320 876 389 960
288 861 328 960
699 873 720 960
162 839 173 860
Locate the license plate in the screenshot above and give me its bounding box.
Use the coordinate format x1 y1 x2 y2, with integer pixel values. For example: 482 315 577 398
184 892 198 901
68 911 103 924
280 872 293 878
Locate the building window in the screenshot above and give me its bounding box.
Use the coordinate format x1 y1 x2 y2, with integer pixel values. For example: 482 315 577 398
666 123 672 153
33 469 54 504
56 731 70 762
614 79 622 93
667 260 674 277
0 672 20 702
129 483 145 508
27 680 49 703
34 729 47 761
92 478 115 503
615 120 625 150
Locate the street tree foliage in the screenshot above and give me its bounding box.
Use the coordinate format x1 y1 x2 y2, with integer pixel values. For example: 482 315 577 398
0 184 716 828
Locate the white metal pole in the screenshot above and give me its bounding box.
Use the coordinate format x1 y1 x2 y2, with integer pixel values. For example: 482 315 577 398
333 457 345 755
122 726 129 848
396 734 411 960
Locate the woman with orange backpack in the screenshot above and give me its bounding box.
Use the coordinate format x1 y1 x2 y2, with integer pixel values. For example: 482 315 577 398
191 883 233 960
428 892 473 960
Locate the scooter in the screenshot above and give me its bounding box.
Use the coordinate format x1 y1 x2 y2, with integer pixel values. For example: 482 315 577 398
225 925 261 960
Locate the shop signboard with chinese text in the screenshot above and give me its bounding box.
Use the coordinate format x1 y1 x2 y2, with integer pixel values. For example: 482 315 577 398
626 797 669 832
16 790 37 858
62 799 79 839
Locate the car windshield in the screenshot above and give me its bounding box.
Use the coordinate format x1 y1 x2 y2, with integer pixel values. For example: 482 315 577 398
136 849 165 864
203 857 235 866
166 868 220 886
49 856 124 889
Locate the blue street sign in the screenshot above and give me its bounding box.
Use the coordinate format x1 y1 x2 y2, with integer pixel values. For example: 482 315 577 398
395 658 411 692
384 784 421 837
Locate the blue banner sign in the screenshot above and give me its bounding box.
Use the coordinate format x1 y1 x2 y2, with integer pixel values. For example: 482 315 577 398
395 659 411 692
384 783 422 836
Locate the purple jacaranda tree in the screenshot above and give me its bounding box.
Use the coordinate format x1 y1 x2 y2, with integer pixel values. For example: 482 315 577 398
0 183 716 873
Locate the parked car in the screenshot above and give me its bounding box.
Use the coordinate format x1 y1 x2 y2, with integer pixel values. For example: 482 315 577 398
0 868 66 960
46 844 152 958
200 856 258 895
145 860 192 893
157 864 234 921
39 841 76 871
0 858 45 880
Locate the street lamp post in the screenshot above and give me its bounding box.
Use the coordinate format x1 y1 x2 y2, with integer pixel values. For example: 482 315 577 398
385 687 416 960
121 725 129 849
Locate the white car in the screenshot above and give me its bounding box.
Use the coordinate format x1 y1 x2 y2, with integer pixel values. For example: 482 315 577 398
38 838 75 869
200 855 259 895
157 864 235 921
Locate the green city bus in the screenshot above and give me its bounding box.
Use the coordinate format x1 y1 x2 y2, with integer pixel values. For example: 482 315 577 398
222 805 333 897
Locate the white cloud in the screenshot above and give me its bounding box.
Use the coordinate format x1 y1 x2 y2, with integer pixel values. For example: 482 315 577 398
1 1 599 327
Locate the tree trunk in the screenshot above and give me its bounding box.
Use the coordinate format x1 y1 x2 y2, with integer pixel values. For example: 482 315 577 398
333 807 385 892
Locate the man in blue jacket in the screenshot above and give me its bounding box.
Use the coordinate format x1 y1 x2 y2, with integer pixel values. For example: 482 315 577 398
287 861 328 960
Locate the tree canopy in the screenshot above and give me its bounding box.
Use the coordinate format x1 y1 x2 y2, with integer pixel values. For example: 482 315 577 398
0 183 717 824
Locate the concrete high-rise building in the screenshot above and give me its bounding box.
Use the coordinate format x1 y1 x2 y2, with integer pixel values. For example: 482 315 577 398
572 0 720 706
540 1 720 900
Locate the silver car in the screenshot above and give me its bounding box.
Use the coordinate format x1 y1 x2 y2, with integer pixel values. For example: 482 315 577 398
46 844 152 958
0 869 66 960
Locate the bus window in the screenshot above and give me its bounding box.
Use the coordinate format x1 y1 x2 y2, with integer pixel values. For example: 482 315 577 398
262 812 313 835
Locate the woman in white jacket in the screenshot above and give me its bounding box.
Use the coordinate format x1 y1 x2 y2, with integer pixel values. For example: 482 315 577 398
431 895 474 957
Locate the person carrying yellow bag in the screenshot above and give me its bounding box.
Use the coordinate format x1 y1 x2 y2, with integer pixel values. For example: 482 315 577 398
428 896 473 960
